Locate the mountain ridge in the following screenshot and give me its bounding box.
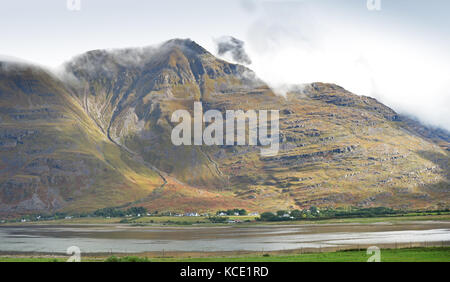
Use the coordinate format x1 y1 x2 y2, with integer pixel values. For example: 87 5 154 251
0 39 448 215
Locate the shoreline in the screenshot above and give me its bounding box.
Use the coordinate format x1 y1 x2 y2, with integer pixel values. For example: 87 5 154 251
2 213 450 227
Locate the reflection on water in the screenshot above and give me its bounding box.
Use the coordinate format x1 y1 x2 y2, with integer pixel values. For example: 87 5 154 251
0 222 449 253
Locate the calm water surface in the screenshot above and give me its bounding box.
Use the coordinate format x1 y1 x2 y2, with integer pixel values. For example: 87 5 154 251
0 221 449 253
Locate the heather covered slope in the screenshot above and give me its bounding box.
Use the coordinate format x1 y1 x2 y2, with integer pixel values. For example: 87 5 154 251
0 39 449 215
134 81 448 211
63 39 265 188
0 62 164 214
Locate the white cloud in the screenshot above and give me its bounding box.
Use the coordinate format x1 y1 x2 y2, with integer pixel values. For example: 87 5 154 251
242 1 450 131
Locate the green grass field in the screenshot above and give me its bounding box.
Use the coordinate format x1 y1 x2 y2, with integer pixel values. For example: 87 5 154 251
1 247 449 262
153 247 450 262
0 257 65 262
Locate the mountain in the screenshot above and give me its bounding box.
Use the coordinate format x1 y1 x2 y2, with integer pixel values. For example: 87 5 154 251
0 39 448 215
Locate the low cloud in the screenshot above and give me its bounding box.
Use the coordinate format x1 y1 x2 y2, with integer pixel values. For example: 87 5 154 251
240 1 450 131
215 36 252 65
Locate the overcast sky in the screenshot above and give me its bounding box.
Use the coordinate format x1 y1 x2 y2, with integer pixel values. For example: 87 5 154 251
1 0 449 131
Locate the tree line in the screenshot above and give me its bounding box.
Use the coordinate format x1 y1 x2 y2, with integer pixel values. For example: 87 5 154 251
258 206 440 222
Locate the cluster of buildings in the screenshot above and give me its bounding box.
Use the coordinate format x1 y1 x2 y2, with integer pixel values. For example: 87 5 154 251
166 212 259 217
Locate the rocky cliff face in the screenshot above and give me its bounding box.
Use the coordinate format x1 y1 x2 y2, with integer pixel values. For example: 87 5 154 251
0 39 448 215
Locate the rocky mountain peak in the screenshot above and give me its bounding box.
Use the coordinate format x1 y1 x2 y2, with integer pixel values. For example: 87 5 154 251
161 38 210 56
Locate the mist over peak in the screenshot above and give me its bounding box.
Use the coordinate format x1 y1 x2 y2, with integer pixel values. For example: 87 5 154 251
215 36 252 65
